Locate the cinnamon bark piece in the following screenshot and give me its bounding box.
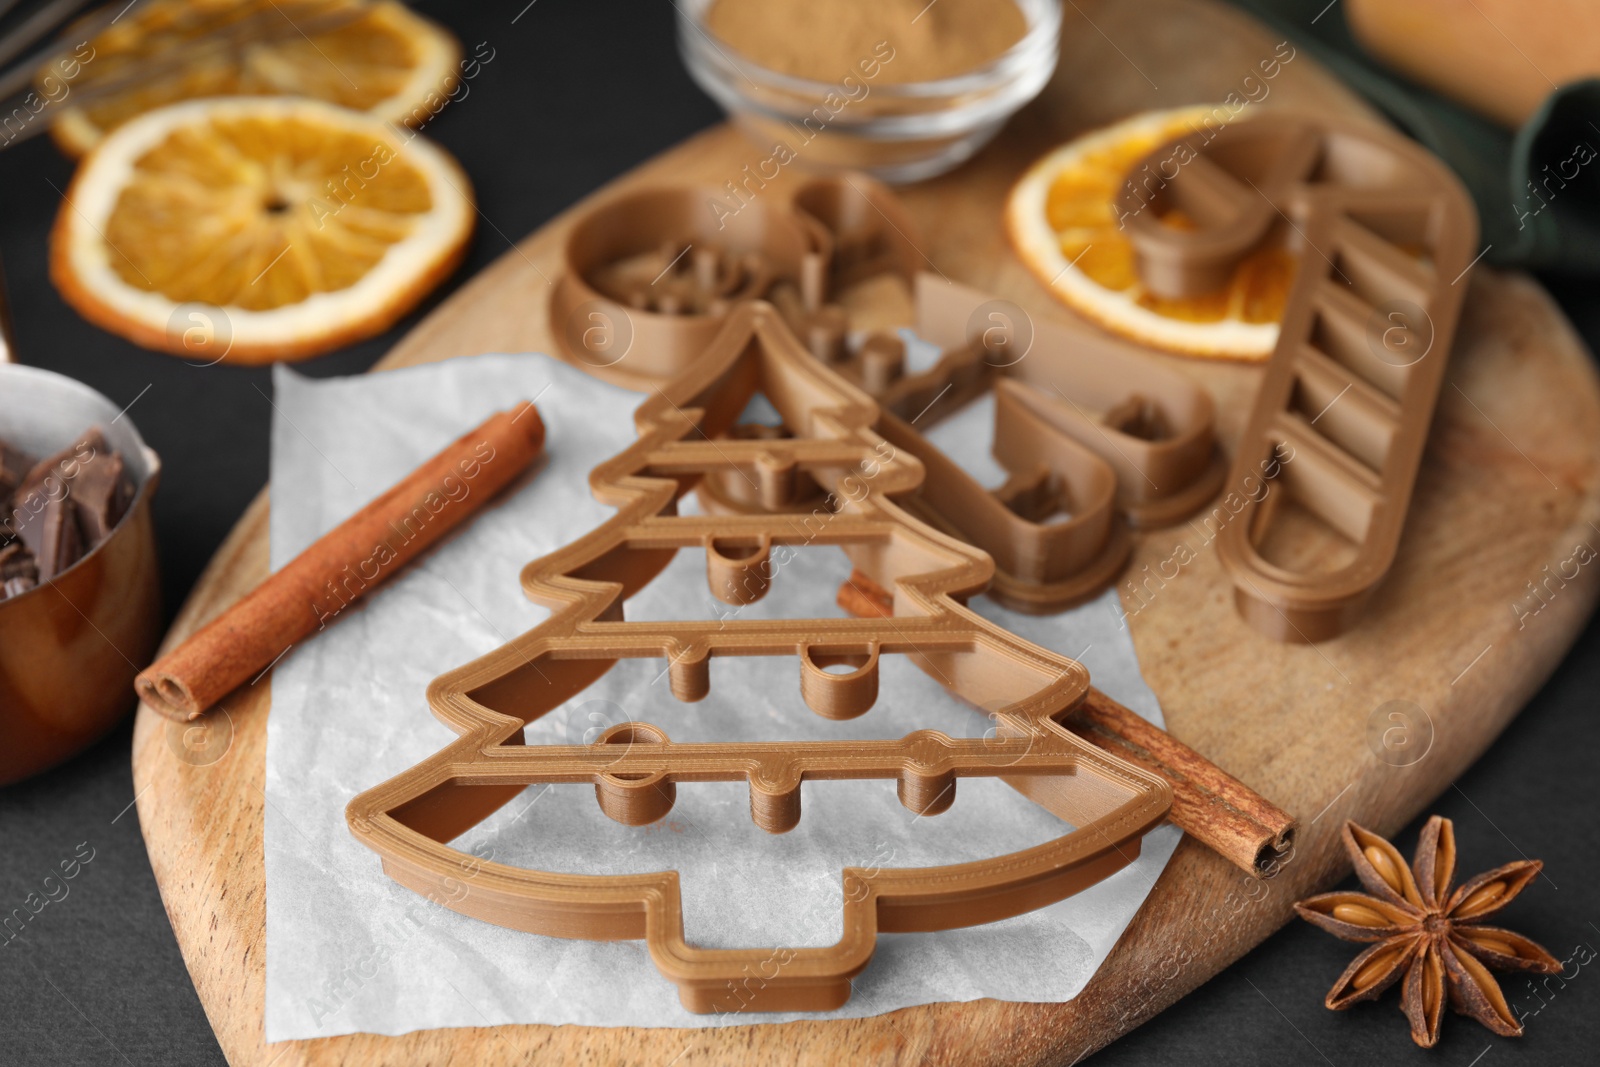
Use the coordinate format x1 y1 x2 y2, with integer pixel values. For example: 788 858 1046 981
135 402 547 721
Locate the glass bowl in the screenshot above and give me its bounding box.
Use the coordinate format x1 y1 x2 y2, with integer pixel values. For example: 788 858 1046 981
676 0 1062 183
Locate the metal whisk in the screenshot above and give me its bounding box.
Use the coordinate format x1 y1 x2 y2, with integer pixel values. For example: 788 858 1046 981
0 0 369 151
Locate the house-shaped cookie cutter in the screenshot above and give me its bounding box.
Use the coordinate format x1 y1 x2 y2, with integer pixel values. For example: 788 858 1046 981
348 303 1172 1014
1115 112 1478 640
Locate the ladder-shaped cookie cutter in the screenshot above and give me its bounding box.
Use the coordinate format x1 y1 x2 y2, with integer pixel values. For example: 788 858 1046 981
348 303 1171 1014
1116 113 1478 641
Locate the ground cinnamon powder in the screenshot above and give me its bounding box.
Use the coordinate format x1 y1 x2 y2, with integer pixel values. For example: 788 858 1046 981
705 0 1028 84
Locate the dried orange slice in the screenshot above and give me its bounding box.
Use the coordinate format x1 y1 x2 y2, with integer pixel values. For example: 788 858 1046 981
1007 106 1295 361
51 96 474 363
48 0 461 157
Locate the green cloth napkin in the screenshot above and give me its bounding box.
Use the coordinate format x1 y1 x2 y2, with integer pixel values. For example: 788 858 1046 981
1229 0 1600 273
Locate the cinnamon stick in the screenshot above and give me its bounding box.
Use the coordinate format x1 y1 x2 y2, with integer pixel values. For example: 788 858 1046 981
136 403 546 722
838 569 1296 877
1065 689 1296 877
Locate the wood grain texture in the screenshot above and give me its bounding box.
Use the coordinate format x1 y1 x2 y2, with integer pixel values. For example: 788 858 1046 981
129 0 1600 1063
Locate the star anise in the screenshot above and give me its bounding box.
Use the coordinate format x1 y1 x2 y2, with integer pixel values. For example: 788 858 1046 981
1295 816 1561 1047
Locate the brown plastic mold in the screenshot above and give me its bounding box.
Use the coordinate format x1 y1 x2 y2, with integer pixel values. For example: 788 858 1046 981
347 303 1171 1014
550 174 919 389
1115 113 1478 641
550 186 810 387
789 174 923 293
701 274 1227 612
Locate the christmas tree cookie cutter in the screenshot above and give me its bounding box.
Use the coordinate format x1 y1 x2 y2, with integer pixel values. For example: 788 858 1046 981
347 302 1172 1014
1115 112 1478 641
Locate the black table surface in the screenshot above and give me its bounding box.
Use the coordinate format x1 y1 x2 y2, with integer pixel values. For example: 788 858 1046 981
3 3 1597 1064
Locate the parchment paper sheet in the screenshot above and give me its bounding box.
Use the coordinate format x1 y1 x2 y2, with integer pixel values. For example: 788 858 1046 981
262 348 1180 1039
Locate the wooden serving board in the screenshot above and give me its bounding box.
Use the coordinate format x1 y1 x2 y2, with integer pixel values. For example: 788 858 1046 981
130 0 1600 1062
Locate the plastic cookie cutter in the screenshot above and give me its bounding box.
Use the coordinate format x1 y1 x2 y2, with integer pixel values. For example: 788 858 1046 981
347 302 1172 1014
768 174 924 363
549 185 811 386
701 273 1228 612
550 173 919 388
788 173 923 295
1114 112 1478 641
